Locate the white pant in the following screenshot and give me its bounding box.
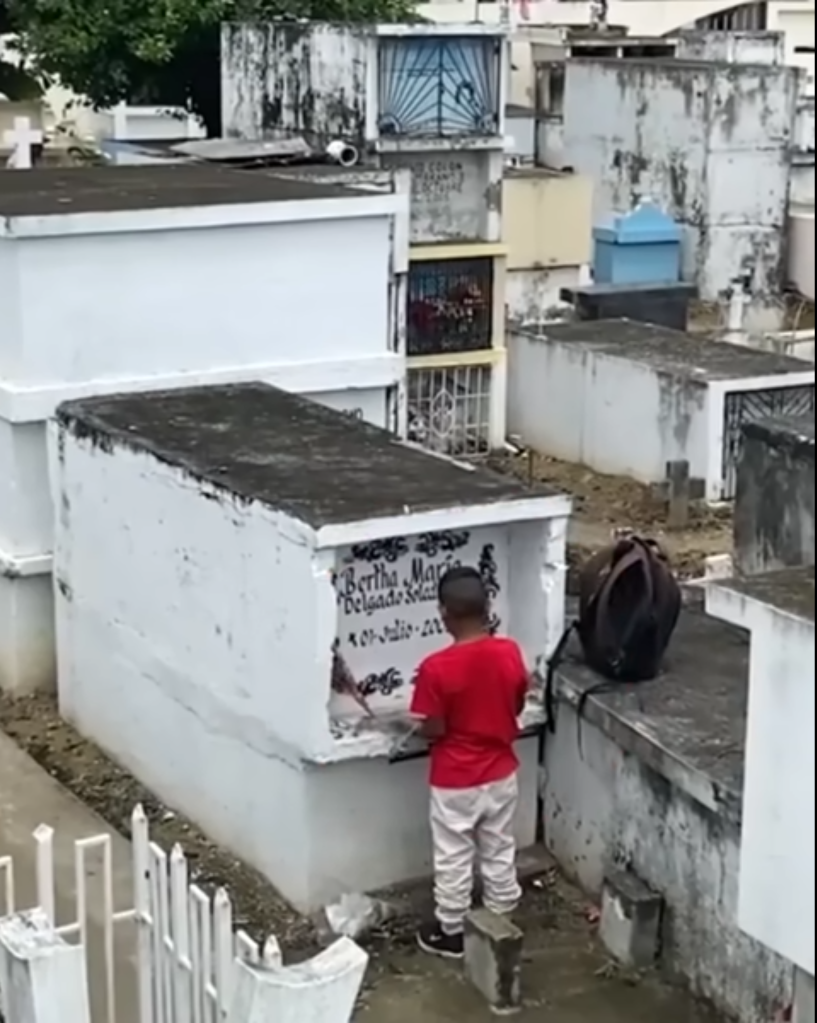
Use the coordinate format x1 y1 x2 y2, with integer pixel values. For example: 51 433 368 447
430 772 522 934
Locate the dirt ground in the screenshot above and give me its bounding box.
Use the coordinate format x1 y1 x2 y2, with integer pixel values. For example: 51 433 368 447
489 450 733 579
359 873 723 1022
0 692 723 1020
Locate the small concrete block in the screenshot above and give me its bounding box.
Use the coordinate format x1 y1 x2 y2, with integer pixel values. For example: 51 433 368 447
464 908 523 1016
598 870 663 968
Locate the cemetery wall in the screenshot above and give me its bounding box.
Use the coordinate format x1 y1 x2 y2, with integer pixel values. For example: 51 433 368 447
502 168 592 322
708 580 815 980
2 214 395 396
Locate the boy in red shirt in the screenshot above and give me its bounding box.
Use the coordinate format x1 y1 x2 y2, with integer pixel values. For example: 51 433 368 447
410 565 528 959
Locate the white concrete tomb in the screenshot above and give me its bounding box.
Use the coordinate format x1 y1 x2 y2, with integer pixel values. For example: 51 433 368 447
508 319 815 502
708 568 815 981
49 384 571 911
0 164 408 695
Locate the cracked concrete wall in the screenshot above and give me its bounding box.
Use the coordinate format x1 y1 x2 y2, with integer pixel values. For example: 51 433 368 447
562 58 799 304
734 418 815 576
543 696 793 1023
222 22 369 146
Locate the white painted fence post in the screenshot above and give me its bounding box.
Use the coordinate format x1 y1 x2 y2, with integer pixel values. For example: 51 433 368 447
227 936 369 1023
0 908 91 1023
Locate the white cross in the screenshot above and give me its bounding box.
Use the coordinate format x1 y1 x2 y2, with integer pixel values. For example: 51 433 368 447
3 116 43 170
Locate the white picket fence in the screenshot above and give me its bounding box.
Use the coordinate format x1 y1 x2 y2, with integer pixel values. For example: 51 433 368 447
0 806 367 1023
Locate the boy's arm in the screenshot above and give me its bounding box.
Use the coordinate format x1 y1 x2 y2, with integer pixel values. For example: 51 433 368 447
410 662 446 741
514 646 532 715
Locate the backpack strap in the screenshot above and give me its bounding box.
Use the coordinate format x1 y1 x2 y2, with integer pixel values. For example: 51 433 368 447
592 539 656 674
544 544 619 734
544 619 578 733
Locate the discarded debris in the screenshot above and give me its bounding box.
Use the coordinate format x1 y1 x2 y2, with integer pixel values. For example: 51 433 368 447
317 893 397 942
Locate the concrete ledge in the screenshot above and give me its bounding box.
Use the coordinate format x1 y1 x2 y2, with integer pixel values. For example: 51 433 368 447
554 602 747 827
0 549 52 580
0 352 404 424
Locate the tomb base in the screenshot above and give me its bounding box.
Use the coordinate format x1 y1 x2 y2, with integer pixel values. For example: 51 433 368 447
544 597 792 1023
0 570 55 695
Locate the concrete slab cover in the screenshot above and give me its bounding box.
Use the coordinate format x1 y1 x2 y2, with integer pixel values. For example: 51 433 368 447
537 320 815 382
715 566 815 623
0 164 360 218
56 384 561 527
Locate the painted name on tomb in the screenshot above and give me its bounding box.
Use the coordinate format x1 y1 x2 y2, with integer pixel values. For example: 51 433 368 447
334 527 509 701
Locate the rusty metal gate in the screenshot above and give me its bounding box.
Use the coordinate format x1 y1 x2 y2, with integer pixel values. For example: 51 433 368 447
721 384 815 498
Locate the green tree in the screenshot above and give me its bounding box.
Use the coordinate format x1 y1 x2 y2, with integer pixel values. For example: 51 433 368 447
0 0 43 98
7 0 420 133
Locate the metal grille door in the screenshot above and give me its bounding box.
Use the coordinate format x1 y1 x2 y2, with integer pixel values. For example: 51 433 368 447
378 36 500 137
722 385 815 498
407 365 492 457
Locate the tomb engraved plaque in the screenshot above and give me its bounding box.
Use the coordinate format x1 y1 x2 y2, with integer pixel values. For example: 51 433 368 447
412 159 467 201
398 152 483 242
334 527 509 704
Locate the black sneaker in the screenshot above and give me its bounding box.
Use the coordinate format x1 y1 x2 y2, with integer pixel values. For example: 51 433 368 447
417 922 464 960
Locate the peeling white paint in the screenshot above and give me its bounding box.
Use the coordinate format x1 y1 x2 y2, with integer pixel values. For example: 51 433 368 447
508 324 815 502
50 417 570 910
543 695 792 1023
0 188 408 697
561 59 800 305
0 909 91 1023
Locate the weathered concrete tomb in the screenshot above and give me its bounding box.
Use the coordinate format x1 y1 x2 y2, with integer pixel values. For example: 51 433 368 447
508 319 815 502
734 415 815 575
544 410 815 1023
49 384 571 911
0 163 408 697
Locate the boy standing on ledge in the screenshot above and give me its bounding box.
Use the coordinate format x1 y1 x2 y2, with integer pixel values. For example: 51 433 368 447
410 565 528 959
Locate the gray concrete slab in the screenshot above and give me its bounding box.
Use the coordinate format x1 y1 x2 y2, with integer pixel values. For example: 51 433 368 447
0 732 138 1023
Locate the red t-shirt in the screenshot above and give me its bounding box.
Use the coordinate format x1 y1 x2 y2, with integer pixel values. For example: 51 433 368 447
409 636 528 790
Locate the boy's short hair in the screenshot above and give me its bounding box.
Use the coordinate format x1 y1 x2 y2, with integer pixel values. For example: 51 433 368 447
438 566 488 620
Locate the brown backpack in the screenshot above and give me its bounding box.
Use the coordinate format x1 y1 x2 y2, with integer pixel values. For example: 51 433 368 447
545 536 682 730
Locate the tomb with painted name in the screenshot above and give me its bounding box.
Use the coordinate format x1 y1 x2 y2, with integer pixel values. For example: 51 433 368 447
49 384 571 911
0 163 408 696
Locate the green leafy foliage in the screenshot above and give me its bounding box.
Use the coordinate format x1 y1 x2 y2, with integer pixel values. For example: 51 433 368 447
1 0 44 98
6 0 420 130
